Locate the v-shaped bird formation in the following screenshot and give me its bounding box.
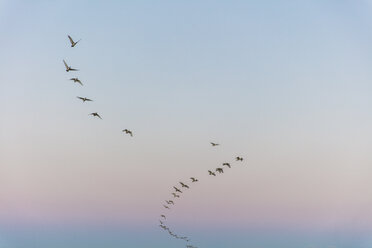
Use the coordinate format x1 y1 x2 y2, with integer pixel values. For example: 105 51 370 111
62 35 245 248
158 142 244 248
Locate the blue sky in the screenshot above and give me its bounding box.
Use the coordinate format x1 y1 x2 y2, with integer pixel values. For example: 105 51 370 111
1 0 372 247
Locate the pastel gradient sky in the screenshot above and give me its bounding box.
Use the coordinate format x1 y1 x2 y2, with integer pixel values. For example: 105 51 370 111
1 0 372 247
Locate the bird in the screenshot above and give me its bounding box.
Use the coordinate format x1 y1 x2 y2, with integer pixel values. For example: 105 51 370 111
63 60 78 72
67 35 81 47
172 193 180 198
236 156 243 161
216 168 224 173
77 96 92 102
168 200 174 205
223 162 231 168
190 177 198 182
173 186 182 193
70 77 83 85
208 170 216 176
160 215 166 220
89 112 102 119
122 129 133 137
179 182 189 189
159 220 164 225
163 204 170 209
210 142 219 146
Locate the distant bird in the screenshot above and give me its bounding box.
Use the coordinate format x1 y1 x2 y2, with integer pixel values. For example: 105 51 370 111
67 35 81 47
63 60 78 72
172 193 180 198
216 168 224 173
173 186 182 193
70 77 83 85
208 170 216 176
223 162 231 168
159 220 164 225
236 156 243 161
179 182 189 189
77 96 92 102
163 204 170 209
122 129 133 137
210 142 219 146
168 200 174 205
89 112 102 119
160 215 166 220
190 177 198 182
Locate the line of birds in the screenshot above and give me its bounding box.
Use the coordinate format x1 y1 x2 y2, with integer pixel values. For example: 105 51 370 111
62 35 133 136
63 35 245 248
158 142 244 248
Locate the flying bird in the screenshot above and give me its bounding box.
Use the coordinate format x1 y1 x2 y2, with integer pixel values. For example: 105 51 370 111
190 177 198 182
163 204 170 209
223 162 231 168
172 193 180 198
160 215 166 220
236 156 243 161
210 142 219 146
77 96 92 102
179 182 189 189
122 129 133 137
208 170 216 176
67 35 81 47
70 77 83 85
168 200 174 205
173 186 182 193
89 112 102 119
216 168 224 173
63 60 78 72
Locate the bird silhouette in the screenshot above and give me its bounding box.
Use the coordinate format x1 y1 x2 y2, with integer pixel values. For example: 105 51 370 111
67 35 81 47
77 96 92 102
236 156 243 161
172 193 180 198
222 162 231 168
173 186 182 193
190 177 198 182
122 129 133 137
179 182 189 189
89 112 102 119
216 168 224 173
70 77 83 86
208 170 216 176
63 60 78 72
210 142 219 146
168 200 174 205
160 215 166 220
163 204 170 209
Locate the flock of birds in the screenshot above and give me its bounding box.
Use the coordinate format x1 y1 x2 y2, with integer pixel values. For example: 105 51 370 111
62 35 133 136
158 142 244 247
62 35 244 248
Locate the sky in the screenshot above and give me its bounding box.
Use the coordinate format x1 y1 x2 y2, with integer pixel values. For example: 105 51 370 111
1 0 372 247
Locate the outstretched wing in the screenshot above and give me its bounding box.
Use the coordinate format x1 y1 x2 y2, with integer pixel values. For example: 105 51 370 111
63 60 69 70
77 96 84 101
68 35 74 45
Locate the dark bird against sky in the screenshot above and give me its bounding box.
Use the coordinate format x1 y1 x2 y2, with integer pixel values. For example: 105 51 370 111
77 96 92 102
63 60 78 72
89 112 102 119
67 35 81 47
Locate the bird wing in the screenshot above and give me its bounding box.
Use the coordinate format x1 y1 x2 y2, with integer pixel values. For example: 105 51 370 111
77 96 84 101
85 98 92 101
63 60 69 69
97 114 102 119
69 68 79 71
68 35 74 45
